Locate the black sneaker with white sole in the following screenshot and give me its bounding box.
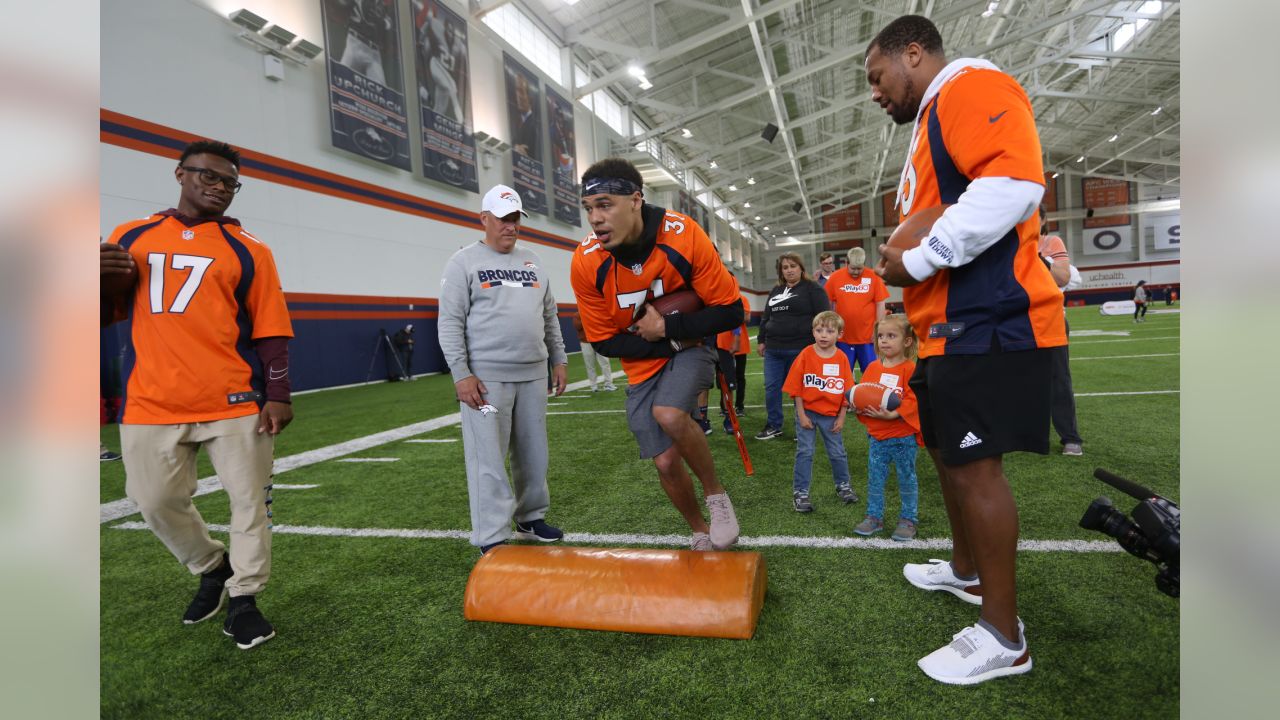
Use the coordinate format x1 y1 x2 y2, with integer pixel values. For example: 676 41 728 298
183 552 232 624
223 595 276 650
754 426 782 441
513 519 564 542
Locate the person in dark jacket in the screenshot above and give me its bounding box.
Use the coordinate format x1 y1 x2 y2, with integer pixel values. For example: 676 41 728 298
755 252 831 440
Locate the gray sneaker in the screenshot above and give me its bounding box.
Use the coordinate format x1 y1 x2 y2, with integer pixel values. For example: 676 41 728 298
891 519 918 542
691 532 712 551
793 491 814 513
836 484 859 504
1062 443 1083 456
854 516 883 536
705 493 740 550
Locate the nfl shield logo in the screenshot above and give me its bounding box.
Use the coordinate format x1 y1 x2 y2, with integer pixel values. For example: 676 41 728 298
630 263 643 275
182 230 195 240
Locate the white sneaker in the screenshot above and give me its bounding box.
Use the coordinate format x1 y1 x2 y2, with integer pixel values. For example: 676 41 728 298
918 621 1032 685
690 532 712 551
903 559 982 605
705 493 740 550
603 384 618 392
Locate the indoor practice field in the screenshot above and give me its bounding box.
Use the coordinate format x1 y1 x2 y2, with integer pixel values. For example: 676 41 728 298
99 304 1180 719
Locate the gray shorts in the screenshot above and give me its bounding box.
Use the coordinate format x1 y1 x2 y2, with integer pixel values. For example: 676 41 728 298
625 346 716 459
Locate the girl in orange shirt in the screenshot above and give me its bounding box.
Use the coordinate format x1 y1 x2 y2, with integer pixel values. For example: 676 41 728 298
853 314 922 541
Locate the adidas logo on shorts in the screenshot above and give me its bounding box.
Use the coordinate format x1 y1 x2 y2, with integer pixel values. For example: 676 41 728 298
959 432 983 449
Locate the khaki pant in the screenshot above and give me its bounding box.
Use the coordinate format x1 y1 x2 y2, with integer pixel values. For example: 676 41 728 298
121 414 274 596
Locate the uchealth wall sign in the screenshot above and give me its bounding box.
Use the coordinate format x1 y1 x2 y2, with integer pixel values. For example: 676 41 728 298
1082 225 1133 255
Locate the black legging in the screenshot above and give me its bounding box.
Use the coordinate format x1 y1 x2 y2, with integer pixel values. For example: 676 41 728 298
1134 302 1147 320
717 351 748 412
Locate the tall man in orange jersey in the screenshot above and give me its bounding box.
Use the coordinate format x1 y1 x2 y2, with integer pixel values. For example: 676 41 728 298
571 158 745 551
866 16 1066 684
100 140 293 650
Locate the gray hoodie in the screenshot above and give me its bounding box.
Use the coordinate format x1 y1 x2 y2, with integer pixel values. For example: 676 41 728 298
438 240 567 383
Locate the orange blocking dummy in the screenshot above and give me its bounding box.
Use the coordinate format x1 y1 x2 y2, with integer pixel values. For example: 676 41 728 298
464 545 767 639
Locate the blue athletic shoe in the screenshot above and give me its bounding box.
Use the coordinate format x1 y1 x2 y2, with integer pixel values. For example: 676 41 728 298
513 519 564 542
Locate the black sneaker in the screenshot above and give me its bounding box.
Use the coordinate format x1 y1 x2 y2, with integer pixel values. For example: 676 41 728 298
183 552 232 625
100 449 122 462
754 426 782 441
836 484 860 505
514 519 564 542
223 595 276 650
480 540 507 554
695 415 713 435
793 492 814 513
723 417 735 435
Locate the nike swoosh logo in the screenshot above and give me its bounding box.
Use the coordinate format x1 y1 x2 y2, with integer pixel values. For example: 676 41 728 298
989 110 1008 123
268 369 289 380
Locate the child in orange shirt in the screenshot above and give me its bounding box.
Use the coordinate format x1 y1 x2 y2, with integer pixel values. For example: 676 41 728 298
852 314 922 541
782 311 857 512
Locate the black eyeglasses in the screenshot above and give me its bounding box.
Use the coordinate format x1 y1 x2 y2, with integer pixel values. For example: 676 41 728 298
180 165 243 193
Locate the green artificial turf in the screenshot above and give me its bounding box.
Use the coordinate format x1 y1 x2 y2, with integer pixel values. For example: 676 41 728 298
100 307 1179 718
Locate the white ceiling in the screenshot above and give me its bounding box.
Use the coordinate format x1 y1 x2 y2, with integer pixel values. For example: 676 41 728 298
505 0 1180 240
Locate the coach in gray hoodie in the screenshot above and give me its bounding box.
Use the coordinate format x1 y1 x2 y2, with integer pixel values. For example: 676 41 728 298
438 184 569 553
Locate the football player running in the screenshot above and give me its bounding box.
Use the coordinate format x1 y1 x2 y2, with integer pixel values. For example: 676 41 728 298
570 158 745 551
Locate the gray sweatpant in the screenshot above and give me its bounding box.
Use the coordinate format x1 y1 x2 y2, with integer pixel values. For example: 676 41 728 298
460 378 551 547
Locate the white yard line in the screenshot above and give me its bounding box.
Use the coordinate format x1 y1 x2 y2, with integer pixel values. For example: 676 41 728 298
1071 335 1179 344
404 438 458 444
1072 353 1179 361
337 458 400 463
1075 390 1179 397
99 376 603 524
547 409 627 415
273 484 320 490
110 521 1122 553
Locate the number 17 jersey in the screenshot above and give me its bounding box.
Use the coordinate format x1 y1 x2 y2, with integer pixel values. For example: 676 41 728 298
106 213 293 425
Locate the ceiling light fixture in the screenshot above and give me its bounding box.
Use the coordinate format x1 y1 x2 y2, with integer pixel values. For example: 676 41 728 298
747 177 755 185
1076 155 1085 162
1052 172 1061 179
754 216 761 221
1108 134 1119 142
744 202 751 208
229 9 267 32
681 128 693 138
627 65 646 78
709 160 717 169
1151 106 1163 116
728 184 737 191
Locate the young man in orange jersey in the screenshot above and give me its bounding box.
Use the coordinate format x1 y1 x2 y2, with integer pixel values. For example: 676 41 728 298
866 16 1066 684
100 140 293 650
571 159 745 551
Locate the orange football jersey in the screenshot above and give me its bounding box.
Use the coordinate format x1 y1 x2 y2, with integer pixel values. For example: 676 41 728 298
107 214 293 424
896 67 1066 358
570 206 741 384
825 266 889 344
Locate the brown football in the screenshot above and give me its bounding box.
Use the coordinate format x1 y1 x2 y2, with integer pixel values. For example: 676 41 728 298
640 289 704 320
886 204 951 251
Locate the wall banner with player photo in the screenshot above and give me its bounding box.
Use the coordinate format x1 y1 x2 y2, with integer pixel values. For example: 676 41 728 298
1082 225 1134 255
319 0 411 170
503 53 548 216
545 87 580 226
412 0 478 192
